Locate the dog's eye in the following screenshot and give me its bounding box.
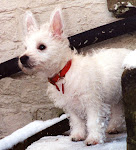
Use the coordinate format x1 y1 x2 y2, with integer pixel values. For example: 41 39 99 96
38 44 46 51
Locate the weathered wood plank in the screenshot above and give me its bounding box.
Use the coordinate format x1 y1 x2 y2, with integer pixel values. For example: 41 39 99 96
107 0 136 17
122 69 136 150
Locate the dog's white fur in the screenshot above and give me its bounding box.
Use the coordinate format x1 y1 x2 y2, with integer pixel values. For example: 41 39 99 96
19 9 130 145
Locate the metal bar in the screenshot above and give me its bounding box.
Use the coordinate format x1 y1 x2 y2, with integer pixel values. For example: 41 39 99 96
68 14 136 49
0 57 21 79
1 15 136 79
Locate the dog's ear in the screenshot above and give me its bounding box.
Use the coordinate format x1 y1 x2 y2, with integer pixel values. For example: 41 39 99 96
24 11 38 35
50 8 63 37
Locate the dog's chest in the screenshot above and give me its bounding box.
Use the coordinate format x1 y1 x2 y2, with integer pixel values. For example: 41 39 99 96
48 77 86 118
47 57 94 117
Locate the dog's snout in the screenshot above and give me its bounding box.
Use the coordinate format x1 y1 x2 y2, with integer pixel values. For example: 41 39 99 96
20 55 29 65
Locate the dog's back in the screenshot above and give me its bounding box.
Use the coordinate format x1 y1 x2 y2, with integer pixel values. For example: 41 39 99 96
49 48 130 106
86 48 130 104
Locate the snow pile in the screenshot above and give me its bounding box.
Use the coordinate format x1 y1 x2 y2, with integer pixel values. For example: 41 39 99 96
123 50 136 69
0 114 68 150
114 2 135 11
126 2 135 8
26 133 127 150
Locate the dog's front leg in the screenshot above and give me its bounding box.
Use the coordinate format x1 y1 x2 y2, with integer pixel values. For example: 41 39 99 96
85 107 106 145
69 111 86 142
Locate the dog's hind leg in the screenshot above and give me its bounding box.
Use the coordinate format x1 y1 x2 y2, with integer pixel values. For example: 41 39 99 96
107 101 126 134
85 103 110 145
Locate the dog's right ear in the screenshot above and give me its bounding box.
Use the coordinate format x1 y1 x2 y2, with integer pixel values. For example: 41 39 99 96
24 11 38 35
49 8 63 38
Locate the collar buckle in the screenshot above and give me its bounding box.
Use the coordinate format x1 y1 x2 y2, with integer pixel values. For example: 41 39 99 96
48 60 72 94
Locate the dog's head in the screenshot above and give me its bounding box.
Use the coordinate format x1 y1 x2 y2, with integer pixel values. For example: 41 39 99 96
19 8 72 77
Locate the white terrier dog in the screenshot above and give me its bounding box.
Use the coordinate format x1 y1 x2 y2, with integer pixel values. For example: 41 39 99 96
19 8 130 145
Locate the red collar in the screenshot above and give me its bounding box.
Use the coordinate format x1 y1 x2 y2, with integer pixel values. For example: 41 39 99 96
48 60 72 94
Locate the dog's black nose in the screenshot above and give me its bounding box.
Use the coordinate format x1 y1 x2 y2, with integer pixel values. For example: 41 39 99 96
20 55 29 65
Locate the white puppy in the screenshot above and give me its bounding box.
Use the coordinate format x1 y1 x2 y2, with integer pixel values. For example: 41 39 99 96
19 8 130 145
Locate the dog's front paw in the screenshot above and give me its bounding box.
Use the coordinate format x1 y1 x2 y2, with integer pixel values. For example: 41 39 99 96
85 134 104 146
70 133 86 142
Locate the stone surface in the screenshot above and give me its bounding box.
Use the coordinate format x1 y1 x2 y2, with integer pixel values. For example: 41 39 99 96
0 74 63 138
0 0 136 139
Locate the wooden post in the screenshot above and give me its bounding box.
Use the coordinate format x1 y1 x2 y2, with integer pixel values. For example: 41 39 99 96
107 0 136 17
122 69 136 150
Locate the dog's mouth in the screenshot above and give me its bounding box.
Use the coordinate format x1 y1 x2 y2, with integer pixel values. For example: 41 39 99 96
22 62 34 69
19 60 35 70
19 62 36 75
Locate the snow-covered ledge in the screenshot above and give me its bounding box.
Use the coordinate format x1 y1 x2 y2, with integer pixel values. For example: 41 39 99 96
123 50 136 69
0 114 69 150
26 133 127 150
0 114 127 150
122 50 136 150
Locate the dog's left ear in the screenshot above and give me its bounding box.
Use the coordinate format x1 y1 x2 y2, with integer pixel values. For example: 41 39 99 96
50 8 63 37
24 11 38 35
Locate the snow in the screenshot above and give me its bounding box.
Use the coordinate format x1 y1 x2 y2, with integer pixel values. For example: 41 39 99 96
126 2 135 8
123 50 136 69
26 133 127 150
0 114 68 150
